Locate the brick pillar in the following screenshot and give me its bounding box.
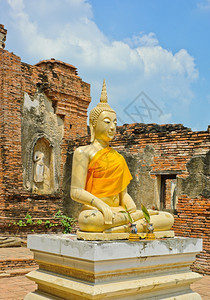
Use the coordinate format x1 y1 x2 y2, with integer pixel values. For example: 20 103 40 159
0 49 22 216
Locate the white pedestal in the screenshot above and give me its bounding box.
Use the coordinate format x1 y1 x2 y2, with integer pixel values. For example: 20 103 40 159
25 234 202 300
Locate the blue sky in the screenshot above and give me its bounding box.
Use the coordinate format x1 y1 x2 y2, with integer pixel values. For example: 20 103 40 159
0 0 210 131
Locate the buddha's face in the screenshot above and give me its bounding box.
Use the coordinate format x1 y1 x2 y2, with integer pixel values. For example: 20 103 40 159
94 111 117 142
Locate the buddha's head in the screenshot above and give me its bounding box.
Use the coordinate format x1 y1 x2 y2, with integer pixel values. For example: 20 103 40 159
89 80 117 143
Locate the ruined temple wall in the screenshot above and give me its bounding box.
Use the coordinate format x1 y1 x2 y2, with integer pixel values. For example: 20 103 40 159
0 50 62 218
173 195 210 275
0 44 91 219
112 123 209 172
0 49 23 212
21 59 90 190
0 50 5 211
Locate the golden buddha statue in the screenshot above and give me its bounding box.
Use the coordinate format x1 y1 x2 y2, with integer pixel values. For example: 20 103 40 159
71 80 174 233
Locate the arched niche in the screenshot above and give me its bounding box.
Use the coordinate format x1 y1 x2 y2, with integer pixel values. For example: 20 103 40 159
32 137 54 194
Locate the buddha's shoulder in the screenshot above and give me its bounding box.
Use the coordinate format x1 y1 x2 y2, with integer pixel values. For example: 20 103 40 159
74 145 94 157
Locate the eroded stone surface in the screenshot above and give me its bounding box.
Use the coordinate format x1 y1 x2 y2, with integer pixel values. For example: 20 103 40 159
0 237 22 247
27 234 202 260
179 151 210 198
76 230 175 241
22 92 64 194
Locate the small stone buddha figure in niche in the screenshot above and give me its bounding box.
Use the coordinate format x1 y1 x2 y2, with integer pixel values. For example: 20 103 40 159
71 80 174 233
33 151 45 183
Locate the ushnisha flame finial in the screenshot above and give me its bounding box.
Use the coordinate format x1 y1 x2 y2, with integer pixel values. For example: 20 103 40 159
89 79 115 143
89 79 115 135
100 79 108 103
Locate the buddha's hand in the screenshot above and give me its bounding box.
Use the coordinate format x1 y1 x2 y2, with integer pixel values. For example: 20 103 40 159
125 202 136 214
122 193 137 213
93 198 113 225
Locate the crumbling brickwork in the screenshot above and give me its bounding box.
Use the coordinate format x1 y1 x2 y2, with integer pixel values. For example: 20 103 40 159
173 195 209 275
173 150 210 275
0 49 23 217
0 25 91 222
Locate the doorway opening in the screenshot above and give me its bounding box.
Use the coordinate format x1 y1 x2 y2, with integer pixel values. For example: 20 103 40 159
151 170 182 213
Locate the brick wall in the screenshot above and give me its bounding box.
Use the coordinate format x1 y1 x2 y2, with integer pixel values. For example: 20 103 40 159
21 58 91 189
0 45 90 222
0 49 23 216
173 195 210 275
113 123 209 165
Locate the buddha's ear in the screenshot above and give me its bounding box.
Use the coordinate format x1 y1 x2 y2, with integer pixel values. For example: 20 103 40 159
90 121 95 143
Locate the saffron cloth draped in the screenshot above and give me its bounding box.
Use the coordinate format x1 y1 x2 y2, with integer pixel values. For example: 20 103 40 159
85 147 132 198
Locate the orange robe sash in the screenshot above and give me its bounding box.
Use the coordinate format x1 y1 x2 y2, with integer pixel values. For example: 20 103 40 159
85 147 132 198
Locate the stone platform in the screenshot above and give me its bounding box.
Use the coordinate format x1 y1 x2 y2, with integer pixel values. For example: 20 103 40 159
25 234 202 299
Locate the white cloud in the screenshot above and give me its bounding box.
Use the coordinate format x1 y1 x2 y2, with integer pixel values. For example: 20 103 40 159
6 0 199 125
127 32 159 47
198 0 210 11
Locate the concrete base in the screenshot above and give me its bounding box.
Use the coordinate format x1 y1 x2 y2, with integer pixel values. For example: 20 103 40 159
25 234 202 300
77 230 175 240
